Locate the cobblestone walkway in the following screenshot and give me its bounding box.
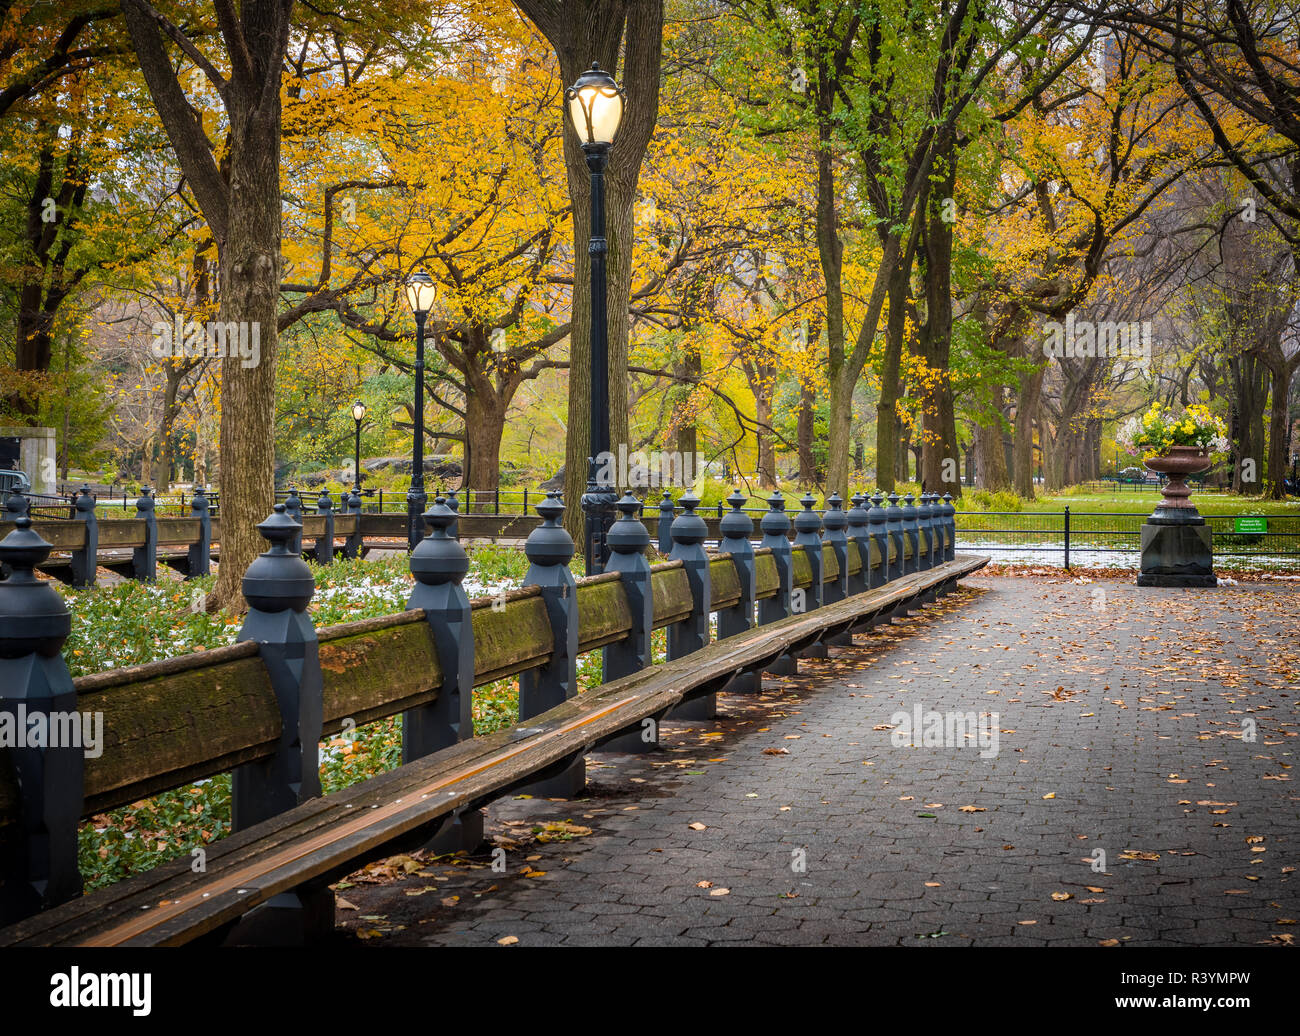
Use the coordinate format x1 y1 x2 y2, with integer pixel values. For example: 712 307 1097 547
337 576 1299 947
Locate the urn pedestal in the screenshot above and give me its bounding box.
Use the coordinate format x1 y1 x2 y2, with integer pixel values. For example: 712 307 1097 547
1137 446 1216 587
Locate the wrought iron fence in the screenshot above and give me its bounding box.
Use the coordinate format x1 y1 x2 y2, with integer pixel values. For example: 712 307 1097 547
40 484 1297 570
1072 476 1225 494
954 508 1300 567
1 489 74 520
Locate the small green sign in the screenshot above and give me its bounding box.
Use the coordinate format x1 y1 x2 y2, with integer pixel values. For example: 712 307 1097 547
1234 516 1267 535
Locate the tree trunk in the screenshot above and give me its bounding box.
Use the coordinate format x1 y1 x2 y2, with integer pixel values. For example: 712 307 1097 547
153 365 185 490
209 98 281 609
874 262 910 492
464 388 508 506
1266 357 1298 498
1013 361 1044 499
1230 353 1268 493
916 138 961 498
973 414 1011 491
11 140 83 420
755 377 775 487
797 382 816 487
673 338 700 462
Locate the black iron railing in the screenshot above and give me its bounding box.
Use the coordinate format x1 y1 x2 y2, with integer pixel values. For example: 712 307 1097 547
954 508 1300 567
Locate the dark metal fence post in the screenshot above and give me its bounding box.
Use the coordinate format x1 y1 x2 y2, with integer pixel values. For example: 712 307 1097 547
0 518 84 924
517 492 582 797
793 493 826 658
132 487 157 582
823 493 852 645
823 493 848 604
931 492 944 567
446 489 460 539
70 485 98 588
1064 505 1070 571
759 491 796 675
602 494 657 752
917 493 939 604
405 497 482 852
717 488 758 692
3 489 28 526
886 492 904 584
231 504 322 828
845 492 870 596
341 489 363 560
942 492 956 562
794 493 824 611
284 486 303 556
935 493 946 566
901 492 919 576
657 488 674 554
313 490 334 565
917 492 934 571
667 492 713 718
868 491 888 590
186 485 211 578
228 504 328 942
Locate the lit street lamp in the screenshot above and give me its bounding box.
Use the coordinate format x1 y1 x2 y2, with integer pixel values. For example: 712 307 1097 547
566 61 625 575
404 270 437 549
351 399 366 501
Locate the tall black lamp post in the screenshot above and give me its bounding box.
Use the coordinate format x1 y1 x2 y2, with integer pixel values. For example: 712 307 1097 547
566 61 625 575
351 399 366 499
404 270 437 550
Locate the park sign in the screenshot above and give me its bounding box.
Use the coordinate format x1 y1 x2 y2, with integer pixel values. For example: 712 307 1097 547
1234 516 1267 535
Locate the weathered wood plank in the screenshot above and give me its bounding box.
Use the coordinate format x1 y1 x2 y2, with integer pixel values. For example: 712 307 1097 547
576 577 633 652
651 563 692 628
708 556 742 611
754 550 778 600
0 521 85 549
317 612 441 735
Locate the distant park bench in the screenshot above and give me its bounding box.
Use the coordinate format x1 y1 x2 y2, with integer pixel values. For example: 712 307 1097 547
1 485 813 583
0 488 985 945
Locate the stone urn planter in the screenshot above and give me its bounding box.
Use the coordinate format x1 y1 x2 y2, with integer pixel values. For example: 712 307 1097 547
1143 445 1212 525
1137 446 1215 587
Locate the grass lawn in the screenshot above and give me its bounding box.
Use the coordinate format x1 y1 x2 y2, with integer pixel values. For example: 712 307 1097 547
1032 489 1299 515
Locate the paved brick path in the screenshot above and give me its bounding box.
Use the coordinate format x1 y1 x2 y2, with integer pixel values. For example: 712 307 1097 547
336 576 1299 947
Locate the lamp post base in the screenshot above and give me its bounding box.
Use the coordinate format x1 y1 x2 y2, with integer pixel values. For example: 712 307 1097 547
580 481 618 575
406 488 427 551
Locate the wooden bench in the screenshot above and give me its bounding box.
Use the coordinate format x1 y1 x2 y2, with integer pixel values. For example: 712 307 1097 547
0 490 980 944
0 554 985 946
